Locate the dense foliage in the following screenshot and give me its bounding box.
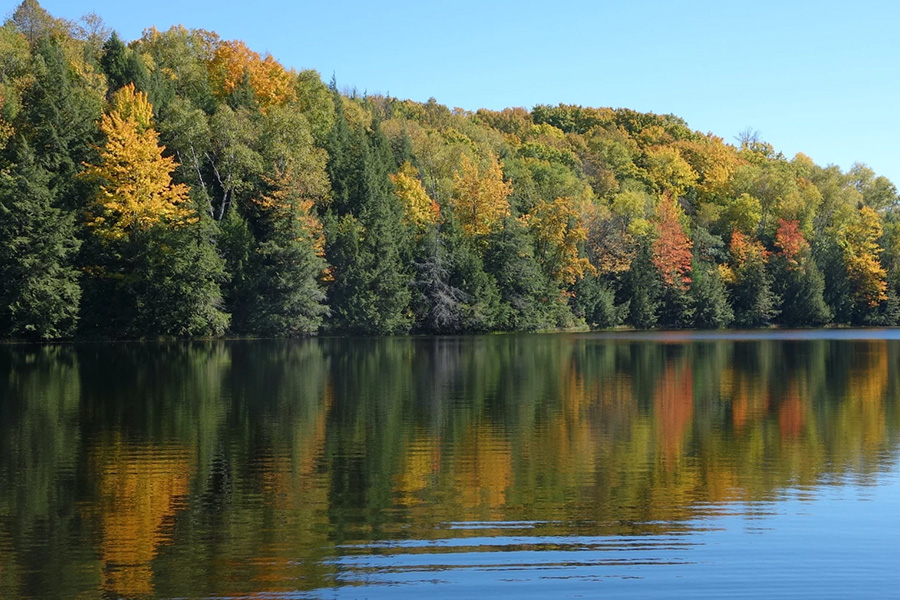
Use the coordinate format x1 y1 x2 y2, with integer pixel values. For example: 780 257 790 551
2 0 900 339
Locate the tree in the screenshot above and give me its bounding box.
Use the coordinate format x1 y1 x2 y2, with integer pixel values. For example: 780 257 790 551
624 239 661 328
10 0 68 44
725 231 779 327
99 33 149 95
485 217 571 330
574 273 626 328
450 152 512 237
841 206 888 310
81 84 228 336
651 195 692 289
244 165 328 336
83 84 193 239
772 218 830 326
207 39 294 110
15 35 103 209
0 146 81 339
324 94 412 334
390 160 439 229
643 145 697 198
522 195 595 286
690 260 732 329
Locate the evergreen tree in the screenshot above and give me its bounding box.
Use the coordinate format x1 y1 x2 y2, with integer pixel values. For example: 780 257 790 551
244 168 329 336
412 218 500 333
17 36 102 209
324 96 412 334
772 254 831 326
574 273 626 329
657 279 694 328
218 205 255 331
624 240 661 329
728 242 779 327
0 145 81 339
485 216 571 330
690 261 733 329
99 32 148 95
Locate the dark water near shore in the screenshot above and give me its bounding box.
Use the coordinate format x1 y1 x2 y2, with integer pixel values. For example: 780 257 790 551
2 331 900 598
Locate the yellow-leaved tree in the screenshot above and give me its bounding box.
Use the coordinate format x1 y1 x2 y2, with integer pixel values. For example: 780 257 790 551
451 152 511 237
841 206 888 307
522 196 595 285
390 161 439 229
81 83 228 337
84 83 194 240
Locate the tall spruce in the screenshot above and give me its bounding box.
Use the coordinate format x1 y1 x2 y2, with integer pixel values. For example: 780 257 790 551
0 145 81 339
324 91 412 334
16 36 102 210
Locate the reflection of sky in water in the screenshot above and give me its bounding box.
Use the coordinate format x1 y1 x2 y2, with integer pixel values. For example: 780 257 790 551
326 470 900 599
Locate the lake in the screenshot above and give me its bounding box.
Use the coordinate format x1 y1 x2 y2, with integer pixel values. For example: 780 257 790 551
2 331 900 598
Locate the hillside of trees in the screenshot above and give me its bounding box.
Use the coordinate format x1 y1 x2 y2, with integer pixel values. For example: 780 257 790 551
2 0 899 340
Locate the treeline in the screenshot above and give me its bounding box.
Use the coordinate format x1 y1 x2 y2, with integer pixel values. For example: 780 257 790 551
2 0 900 340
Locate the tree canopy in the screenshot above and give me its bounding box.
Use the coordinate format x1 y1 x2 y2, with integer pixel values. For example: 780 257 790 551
1 0 899 339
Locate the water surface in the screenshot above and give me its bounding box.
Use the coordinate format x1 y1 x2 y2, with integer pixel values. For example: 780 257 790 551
1 332 899 598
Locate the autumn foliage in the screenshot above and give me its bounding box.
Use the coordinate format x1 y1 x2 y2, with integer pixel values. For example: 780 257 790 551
774 218 809 268
208 39 295 109
4 0 900 341
842 206 888 307
83 84 194 240
451 153 512 237
523 196 595 285
651 196 693 289
390 161 440 228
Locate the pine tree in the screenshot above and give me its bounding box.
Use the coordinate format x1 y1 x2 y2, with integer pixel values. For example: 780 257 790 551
99 33 149 95
412 218 500 333
485 217 571 330
17 36 103 210
574 273 626 329
726 231 779 327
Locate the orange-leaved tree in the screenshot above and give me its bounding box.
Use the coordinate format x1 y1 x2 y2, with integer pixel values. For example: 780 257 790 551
651 195 693 289
774 217 809 268
207 39 295 109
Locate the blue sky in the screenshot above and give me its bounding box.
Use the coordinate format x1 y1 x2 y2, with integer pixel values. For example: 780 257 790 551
21 0 900 184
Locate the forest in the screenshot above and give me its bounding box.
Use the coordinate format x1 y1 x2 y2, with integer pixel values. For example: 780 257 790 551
2 0 900 340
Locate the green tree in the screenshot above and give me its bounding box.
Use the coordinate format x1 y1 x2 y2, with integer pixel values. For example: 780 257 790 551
485 216 571 331
725 231 779 327
243 166 328 336
324 92 412 334
99 32 148 95
624 239 662 329
690 260 733 329
0 145 81 339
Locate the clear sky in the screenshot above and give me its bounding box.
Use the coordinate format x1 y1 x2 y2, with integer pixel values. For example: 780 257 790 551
20 0 900 184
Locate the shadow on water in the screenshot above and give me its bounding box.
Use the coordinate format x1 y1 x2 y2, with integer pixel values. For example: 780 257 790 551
1 332 900 598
